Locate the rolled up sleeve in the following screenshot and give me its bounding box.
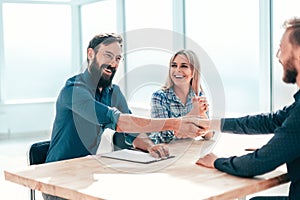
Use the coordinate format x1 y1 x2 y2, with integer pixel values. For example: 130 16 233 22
105 107 121 130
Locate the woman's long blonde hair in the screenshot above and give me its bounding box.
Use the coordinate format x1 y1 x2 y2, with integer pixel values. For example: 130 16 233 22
163 49 204 95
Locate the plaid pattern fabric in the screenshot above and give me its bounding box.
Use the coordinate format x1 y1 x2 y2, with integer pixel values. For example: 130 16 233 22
149 87 203 144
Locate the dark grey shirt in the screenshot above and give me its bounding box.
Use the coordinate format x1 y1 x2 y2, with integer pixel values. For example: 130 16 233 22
216 90 300 199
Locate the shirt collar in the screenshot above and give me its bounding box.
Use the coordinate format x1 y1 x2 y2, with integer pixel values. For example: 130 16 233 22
102 84 113 94
166 87 196 103
294 89 300 101
83 69 96 91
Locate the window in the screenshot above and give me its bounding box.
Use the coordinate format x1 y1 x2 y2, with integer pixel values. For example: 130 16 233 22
186 0 260 116
80 0 117 65
123 0 173 107
125 0 172 31
272 0 300 110
2 3 71 101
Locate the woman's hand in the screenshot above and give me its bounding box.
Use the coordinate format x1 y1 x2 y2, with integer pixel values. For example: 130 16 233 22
188 96 209 118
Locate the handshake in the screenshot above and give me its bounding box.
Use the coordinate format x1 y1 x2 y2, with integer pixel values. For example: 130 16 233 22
173 96 218 139
117 95 219 139
174 116 215 139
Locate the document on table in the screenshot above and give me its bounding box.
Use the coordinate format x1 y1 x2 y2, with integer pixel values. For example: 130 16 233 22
101 149 175 164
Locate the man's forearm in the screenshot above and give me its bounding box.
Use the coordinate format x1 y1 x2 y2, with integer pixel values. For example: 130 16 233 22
210 119 221 131
116 114 180 133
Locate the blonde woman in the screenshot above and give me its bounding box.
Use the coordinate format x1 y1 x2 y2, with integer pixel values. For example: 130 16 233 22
150 49 213 144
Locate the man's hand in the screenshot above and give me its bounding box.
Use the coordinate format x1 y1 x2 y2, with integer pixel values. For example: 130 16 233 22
195 153 218 168
174 117 210 138
147 143 169 159
132 133 170 158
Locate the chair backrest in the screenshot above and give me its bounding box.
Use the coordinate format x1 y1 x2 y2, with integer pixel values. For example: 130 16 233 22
28 140 50 165
27 140 50 200
113 132 132 151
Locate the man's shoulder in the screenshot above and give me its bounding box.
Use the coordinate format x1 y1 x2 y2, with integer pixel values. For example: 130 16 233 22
59 73 91 96
65 73 84 86
111 84 121 90
110 84 124 95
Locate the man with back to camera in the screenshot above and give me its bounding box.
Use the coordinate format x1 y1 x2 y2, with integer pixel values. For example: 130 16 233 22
193 17 300 199
43 33 208 200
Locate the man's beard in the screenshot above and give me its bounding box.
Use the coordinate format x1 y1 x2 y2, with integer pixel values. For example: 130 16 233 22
282 57 298 84
97 66 116 88
89 58 116 89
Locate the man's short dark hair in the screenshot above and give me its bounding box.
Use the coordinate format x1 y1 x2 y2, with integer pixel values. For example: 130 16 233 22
283 17 300 46
87 33 123 51
86 33 123 64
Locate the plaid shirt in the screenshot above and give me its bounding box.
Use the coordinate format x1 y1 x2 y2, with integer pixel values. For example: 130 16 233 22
149 87 204 144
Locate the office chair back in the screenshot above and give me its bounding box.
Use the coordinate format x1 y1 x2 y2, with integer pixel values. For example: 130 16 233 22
27 140 50 200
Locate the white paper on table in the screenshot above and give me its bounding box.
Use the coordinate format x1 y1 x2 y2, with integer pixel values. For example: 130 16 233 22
96 128 115 155
101 149 175 164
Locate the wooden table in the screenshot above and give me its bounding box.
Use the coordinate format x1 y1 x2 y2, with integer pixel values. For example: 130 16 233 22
4 137 289 200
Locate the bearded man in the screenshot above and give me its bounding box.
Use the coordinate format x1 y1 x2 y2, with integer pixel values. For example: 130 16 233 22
45 33 206 172
195 17 300 200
